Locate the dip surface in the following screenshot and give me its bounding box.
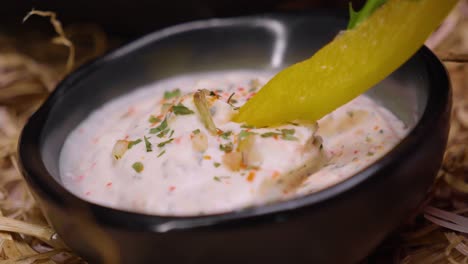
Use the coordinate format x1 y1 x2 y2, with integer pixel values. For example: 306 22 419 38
60 71 407 216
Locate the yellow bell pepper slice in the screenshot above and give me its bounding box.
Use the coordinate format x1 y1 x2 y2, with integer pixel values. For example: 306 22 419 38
234 0 457 127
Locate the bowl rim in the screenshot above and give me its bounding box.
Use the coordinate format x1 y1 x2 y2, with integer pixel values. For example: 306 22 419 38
18 12 450 231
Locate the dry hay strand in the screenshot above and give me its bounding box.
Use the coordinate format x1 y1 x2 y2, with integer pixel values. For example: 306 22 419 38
23 10 75 74
0 9 108 264
399 2 468 261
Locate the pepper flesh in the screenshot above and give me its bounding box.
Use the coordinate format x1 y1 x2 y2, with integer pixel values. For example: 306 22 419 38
234 0 457 127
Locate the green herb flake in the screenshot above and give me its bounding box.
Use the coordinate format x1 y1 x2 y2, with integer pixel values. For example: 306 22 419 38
157 150 166 158
261 132 280 138
150 118 168 134
379 129 384 134
347 111 354 118
281 129 295 135
238 130 256 139
280 129 298 141
164 89 181 100
128 139 142 149
144 136 152 152
192 129 201 135
219 142 234 153
132 162 144 173
158 138 174 148
241 124 254 129
283 135 299 141
173 103 195 115
220 131 232 140
148 115 161 124
169 130 175 138
213 176 230 182
367 151 375 156
213 162 221 168
156 128 170 138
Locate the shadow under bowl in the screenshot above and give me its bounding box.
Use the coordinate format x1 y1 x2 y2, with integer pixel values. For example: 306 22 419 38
18 12 451 264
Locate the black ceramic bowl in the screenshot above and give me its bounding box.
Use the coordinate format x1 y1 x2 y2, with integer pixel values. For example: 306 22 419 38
19 12 451 264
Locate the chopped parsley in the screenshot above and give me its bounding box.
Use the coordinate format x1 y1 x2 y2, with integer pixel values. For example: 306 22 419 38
282 134 298 141
238 130 256 139
213 176 230 182
245 129 298 140
157 138 174 148
241 124 254 129
144 136 152 152
280 129 298 141
164 89 181 99
169 130 175 138
213 162 221 168
219 142 234 153
192 129 201 135
172 103 195 115
281 129 295 135
261 132 281 138
150 118 168 134
220 131 232 140
367 151 375 156
157 128 171 138
128 139 142 149
132 162 144 173
148 115 161 124
157 150 166 157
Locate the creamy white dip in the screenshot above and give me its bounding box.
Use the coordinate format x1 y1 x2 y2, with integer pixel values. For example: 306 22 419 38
60 71 408 216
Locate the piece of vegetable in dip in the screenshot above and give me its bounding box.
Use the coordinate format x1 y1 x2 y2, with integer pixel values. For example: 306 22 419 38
60 71 407 216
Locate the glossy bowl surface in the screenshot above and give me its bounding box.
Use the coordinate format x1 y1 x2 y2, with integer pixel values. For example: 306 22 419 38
19 12 451 264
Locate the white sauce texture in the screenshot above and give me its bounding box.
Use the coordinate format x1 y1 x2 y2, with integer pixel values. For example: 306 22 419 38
60 71 407 216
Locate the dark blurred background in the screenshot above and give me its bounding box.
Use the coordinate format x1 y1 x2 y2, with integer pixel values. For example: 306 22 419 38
2 0 366 37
